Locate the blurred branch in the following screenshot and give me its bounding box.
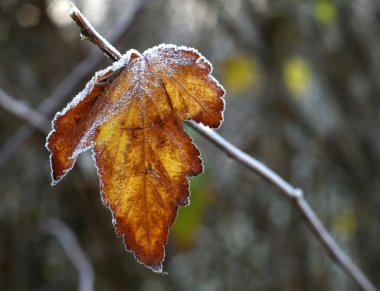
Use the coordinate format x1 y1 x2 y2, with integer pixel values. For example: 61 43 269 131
40 218 94 291
0 88 50 134
0 0 150 168
66 4 377 291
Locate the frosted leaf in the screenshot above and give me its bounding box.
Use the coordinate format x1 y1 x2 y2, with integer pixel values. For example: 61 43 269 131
46 44 225 272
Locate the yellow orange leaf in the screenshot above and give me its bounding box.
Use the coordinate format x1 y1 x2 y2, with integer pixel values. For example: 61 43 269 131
46 44 225 273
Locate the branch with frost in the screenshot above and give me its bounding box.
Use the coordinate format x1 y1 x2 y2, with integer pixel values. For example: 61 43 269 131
69 3 121 62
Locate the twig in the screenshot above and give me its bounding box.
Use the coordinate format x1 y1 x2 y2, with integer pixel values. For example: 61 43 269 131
65 4 377 291
0 0 150 168
188 122 377 291
69 3 122 61
0 88 50 134
40 218 95 291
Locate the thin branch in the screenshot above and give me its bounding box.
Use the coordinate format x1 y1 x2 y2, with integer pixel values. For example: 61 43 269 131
69 3 122 62
65 4 377 291
0 0 150 168
189 122 377 291
40 218 95 291
0 88 50 134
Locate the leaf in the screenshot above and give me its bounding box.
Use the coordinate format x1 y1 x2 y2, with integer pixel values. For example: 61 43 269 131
222 54 260 95
46 44 225 273
314 0 337 26
283 57 311 97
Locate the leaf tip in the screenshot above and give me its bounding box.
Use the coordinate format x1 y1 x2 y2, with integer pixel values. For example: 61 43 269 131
147 263 167 275
50 171 63 186
50 179 59 187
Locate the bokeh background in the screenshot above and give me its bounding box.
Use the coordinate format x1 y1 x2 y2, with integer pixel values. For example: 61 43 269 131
1 0 380 290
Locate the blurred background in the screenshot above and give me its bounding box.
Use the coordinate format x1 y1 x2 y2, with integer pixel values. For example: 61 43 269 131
1 0 380 290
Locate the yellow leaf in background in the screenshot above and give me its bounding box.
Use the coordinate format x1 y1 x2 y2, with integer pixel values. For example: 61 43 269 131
283 57 311 97
221 54 260 95
314 0 337 26
333 210 357 240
